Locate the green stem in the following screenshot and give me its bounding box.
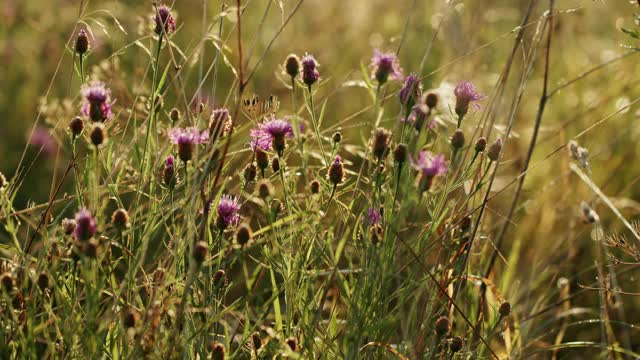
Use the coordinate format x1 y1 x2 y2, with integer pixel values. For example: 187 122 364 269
307 85 328 166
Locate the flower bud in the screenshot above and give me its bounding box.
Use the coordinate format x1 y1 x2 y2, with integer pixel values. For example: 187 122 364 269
327 156 344 186
170 108 181 123
1 273 14 292
285 54 300 79
255 149 269 174
235 223 252 246
393 143 408 164
123 308 139 328
450 336 464 353
213 269 228 289
499 301 511 317
69 116 84 137
370 128 392 161
243 162 257 183
425 92 438 109
257 179 274 199
487 138 502 162
450 129 465 149
37 271 50 291
310 179 320 194
90 124 107 148
163 156 176 188
271 157 280 173
75 29 90 55
369 224 384 245
332 132 342 144
62 218 77 235
286 337 298 352
435 316 450 336
208 342 225 360
251 332 263 351
193 241 209 264
111 208 130 230
301 54 320 87
474 137 487 152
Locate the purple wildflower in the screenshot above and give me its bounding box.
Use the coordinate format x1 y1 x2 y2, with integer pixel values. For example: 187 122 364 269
365 208 382 225
370 50 403 85
163 155 176 187
29 127 56 157
168 127 209 162
454 81 485 119
250 116 294 154
74 209 97 242
75 29 90 55
412 151 447 192
81 81 113 122
216 194 240 230
399 74 423 108
153 5 176 36
300 54 320 87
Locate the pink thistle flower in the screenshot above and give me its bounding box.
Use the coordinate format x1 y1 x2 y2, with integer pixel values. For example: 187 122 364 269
153 5 176 36
454 81 485 119
216 194 240 230
168 127 209 162
74 208 97 242
29 127 56 157
300 54 320 87
81 81 113 122
250 116 294 154
412 151 447 192
370 50 403 85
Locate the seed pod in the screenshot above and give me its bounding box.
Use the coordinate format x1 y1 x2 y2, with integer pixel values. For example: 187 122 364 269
393 143 408 164
90 124 106 148
474 137 487 152
69 116 84 137
499 301 511 317
257 179 274 199
310 180 320 194
450 129 465 149
193 241 209 264
235 223 252 246
435 316 450 336
170 108 181 123
487 138 502 162
425 92 438 109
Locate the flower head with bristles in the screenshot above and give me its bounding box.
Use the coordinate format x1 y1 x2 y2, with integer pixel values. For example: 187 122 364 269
216 195 240 230
168 127 209 162
81 81 113 122
74 209 97 242
366 208 382 226
399 74 422 108
300 54 320 87
153 5 176 36
413 151 447 192
370 50 403 85
250 116 294 154
454 81 485 118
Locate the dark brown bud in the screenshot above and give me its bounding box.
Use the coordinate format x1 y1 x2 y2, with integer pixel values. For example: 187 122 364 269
425 92 438 109
69 116 84 137
499 301 511 317
213 269 228 289
208 341 226 360
450 129 465 149
170 108 181 122
255 149 269 173
435 316 450 336
327 156 344 186
193 241 209 264
75 29 90 55
450 336 464 353
111 209 130 230
271 157 280 173
37 271 49 291
393 143 408 164
460 216 472 232
332 132 342 144
123 308 139 328
178 142 194 163
163 156 176 188
370 127 392 161
84 239 98 258
310 180 320 194
474 137 487 152
487 138 502 162
90 124 106 148
1 272 14 292
286 337 298 352
235 223 252 246
243 162 257 183
62 218 77 235
285 54 300 78
257 179 274 199
251 332 262 350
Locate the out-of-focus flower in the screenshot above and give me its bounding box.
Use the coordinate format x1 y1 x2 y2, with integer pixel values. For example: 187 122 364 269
399 74 422 108
168 127 209 162
365 208 381 225
370 50 403 85
153 5 176 36
29 127 56 157
81 81 113 122
74 209 97 242
285 54 300 78
413 151 447 192
216 194 240 230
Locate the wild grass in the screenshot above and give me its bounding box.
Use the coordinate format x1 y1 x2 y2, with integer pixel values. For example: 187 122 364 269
1 0 640 358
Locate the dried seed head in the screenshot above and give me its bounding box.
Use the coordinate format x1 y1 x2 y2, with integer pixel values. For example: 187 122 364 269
310 179 320 194
1 272 14 292
370 128 392 161
37 271 50 291
425 92 438 109
285 54 300 78
474 137 487 152
193 241 209 264
111 209 130 230
271 157 280 173
255 148 269 172
581 201 599 223
327 156 344 186
75 29 90 55
209 341 226 360
450 129 465 149
170 108 181 123
435 316 450 336
62 218 77 235
568 140 590 169
213 269 228 289
243 162 257 183
332 132 342 144
69 116 84 137
393 143 408 164
286 337 298 352
499 301 511 317
487 138 502 162
257 179 274 199
89 124 107 148
235 223 252 246
450 336 464 353
123 308 139 328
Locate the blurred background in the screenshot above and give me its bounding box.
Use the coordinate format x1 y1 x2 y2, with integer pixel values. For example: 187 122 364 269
2 0 640 352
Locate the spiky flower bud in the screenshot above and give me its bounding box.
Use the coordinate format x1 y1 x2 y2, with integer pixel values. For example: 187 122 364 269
255 149 269 174
450 336 464 353
74 209 97 242
90 124 107 148
425 92 438 109
111 208 130 230
62 218 77 235
399 74 422 108
474 137 487 152
327 156 344 186
393 143 408 164
209 341 225 360
450 129 465 149
301 54 320 87
257 179 274 199
435 316 450 336
69 116 84 138
487 138 502 162
499 301 511 317
271 157 280 173
243 162 257 183
285 54 300 79
75 29 90 55
193 241 208 264
170 108 180 123
235 223 252 246
310 179 320 194
163 156 176 188
153 5 176 36
332 132 342 144
370 128 392 161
